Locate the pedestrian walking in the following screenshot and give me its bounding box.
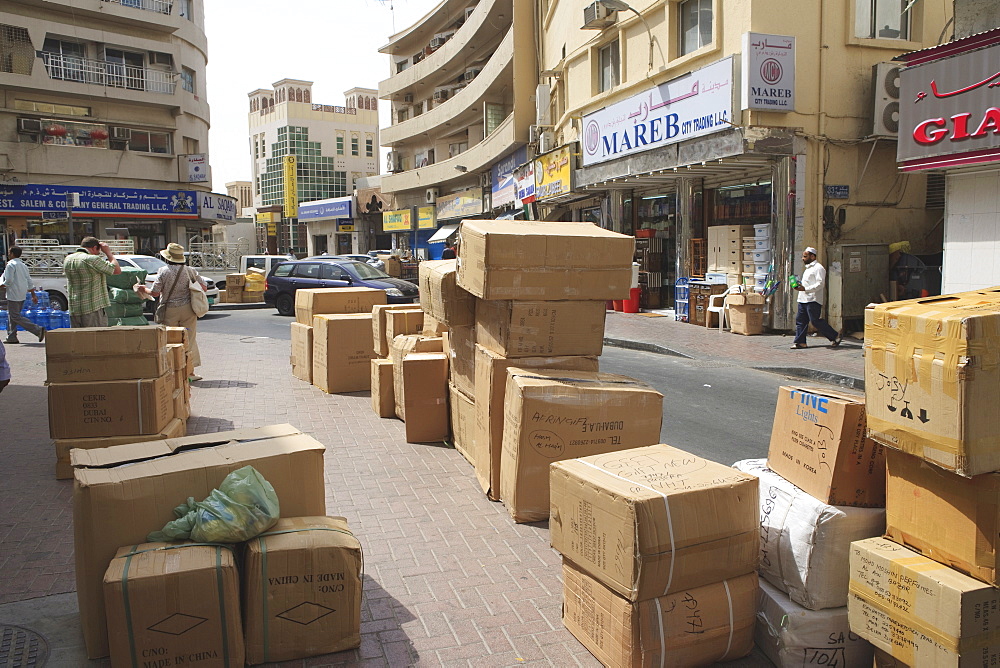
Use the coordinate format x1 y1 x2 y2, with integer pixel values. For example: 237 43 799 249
0 340 9 394
440 244 457 260
137 243 207 381
1 246 45 343
63 237 121 328
791 246 842 349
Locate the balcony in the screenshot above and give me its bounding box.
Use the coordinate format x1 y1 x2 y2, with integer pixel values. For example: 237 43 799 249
38 52 176 95
101 0 173 13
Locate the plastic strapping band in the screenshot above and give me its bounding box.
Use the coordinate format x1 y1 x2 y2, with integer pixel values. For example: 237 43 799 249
259 535 270 662
654 597 666 668
720 579 734 661
123 543 140 668
215 545 231 668
579 460 675 595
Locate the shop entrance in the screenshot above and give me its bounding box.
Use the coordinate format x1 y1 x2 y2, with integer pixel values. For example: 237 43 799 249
313 234 328 255
337 234 352 255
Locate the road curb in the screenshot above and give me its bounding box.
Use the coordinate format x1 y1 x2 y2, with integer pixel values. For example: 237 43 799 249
603 337 692 359
210 302 270 311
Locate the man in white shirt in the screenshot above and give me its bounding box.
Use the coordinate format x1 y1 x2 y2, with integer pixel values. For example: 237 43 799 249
1 246 45 344
791 247 841 349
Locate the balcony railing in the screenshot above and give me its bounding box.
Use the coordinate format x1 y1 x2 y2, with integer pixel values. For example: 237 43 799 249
101 0 173 14
38 52 176 95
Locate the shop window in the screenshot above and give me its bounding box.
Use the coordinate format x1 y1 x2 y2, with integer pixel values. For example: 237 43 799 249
679 0 713 56
598 40 619 93
40 120 109 148
1 24 33 75
855 0 909 39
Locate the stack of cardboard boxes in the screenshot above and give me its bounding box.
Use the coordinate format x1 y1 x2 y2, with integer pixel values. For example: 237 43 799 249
847 293 1000 664
47 326 189 479
222 270 266 304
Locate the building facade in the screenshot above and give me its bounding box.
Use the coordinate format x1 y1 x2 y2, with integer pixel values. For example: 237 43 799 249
247 80 379 255
0 0 231 256
226 180 253 214
376 0 537 258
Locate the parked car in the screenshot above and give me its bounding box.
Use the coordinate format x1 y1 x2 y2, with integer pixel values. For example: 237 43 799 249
331 254 378 264
264 258 419 316
116 254 220 306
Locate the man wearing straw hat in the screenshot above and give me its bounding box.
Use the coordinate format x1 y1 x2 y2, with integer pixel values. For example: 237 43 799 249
791 247 842 349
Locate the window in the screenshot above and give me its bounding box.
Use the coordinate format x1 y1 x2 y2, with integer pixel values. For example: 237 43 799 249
183 136 198 154
41 38 86 82
273 263 293 277
104 48 145 90
1 24 33 75
485 102 505 136
679 0 712 56
598 40 620 93
128 129 171 154
856 0 909 39
320 264 347 280
351 137 359 156
365 137 373 157
39 120 109 148
180 67 195 93
293 263 320 279
336 135 344 155
15 100 90 116
178 0 193 20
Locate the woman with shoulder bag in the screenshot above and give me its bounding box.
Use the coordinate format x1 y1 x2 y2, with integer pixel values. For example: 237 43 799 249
137 243 208 381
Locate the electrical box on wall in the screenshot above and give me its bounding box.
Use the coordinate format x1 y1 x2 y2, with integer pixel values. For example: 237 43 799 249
826 243 889 333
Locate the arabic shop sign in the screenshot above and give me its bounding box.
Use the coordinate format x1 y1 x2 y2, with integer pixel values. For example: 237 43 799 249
298 196 353 221
491 147 527 209
514 160 536 203
899 41 1000 168
417 206 436 229
197 192 238 223
0 184 200 218
436 188 483 221
382 208 411 232
582 57 735 167
741 33 795 112
534 145 574 201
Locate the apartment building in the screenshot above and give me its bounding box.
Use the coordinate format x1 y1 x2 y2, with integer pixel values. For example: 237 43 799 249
247 80 379 255
376 0 536 258
0 0 234 256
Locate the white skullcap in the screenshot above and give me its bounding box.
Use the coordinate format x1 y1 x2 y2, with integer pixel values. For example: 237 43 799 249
804 247 817 255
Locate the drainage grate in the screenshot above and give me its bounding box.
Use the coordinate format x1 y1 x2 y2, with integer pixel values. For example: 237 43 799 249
0 625 48 668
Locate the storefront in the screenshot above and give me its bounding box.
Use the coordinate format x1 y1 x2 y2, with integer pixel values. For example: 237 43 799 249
299 196 356 256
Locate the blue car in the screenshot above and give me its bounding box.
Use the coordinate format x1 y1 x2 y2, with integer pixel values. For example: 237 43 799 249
264 258 419 316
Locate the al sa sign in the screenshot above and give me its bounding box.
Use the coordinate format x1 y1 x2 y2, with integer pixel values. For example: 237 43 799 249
582 57 734 167
741 33 795 111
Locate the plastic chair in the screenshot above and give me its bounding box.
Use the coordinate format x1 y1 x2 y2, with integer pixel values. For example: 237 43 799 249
707 287 734 332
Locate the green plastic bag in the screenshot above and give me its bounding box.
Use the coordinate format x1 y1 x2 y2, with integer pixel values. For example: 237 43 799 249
106 302 145 318
147 466 280 543
109 287 144 305
105 266 147 291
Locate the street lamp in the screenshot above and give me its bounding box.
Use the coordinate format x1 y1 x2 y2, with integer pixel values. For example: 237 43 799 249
601 0 655 73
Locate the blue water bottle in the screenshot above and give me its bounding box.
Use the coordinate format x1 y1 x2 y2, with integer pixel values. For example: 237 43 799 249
60 310 71 328
0 309 7 334
49 309 62 330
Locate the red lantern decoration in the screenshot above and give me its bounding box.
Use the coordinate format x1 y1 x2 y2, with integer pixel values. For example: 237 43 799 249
90 129 109 140
44 124 67 137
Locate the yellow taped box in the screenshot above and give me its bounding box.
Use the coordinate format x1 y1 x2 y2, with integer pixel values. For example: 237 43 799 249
290 322 313 383
475 300 606 358
49 372 175 440
295 287 386 325
418 259 476 327
45 326 169 382
373 303 423 357
550 444 759 601
54 417 187 480
500 368 664 523
864 292 1000 477
371 359 395 418
103 542 244 668
767 386 886 507
312 313 374 393
449 383 476 468
848 537 1000 666
886 447 1000 587
562 559 757 667
243 517 362 664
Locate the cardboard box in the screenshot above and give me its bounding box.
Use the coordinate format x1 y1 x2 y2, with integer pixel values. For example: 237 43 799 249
473 345 599 500
54 417 186 480
373 304 423 357
563 560 756 667
166 342 185 372
475 300 606 358
865 292 1000 476
226 285 243 301
848 537 1000 665
166 326 187 346
312 313 375 393
49 372 174 439
500 368 663 523
767 386 886 507
551 444 758 601
290 322 313 383
398 353 449 443
384 308 424 345
172 386 189 421
217 290 228 303
421 313 448 336
733 459 886 610
104 542 244 668
45 326 169 382
447 325 476 398
449 384 476 467
725 292 766 335
380 255 402 277
243 517 362 663
371 359 395 418
242 290 264 303
886 448 1000 586
756 578 874 668
226 273 247 287
457 220 635 301
387 334 443 363
72 424 326 659
295 287 387 325
418 259 476 327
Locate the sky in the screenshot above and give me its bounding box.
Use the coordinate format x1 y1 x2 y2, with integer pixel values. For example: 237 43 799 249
202 0 438 194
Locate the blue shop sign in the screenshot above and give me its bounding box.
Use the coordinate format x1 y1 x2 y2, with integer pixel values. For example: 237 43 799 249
491 147 527 209
298 196 353 221
0 183 200 218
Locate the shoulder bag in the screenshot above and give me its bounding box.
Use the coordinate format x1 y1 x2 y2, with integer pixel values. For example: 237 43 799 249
188 267 209 318
153 267 182 324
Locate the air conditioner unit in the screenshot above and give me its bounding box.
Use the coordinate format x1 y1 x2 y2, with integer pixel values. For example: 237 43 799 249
461 67 482 83
386 150 403 173
872 63 901 137
433 88 449 102
538 130 555 154
429 36 447 49
112 127 131 140
426 187 439 204
529 124 553 145
582 1 618 29
16 118 42 135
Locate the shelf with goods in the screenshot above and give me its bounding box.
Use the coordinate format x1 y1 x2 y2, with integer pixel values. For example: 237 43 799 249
708 184 772 226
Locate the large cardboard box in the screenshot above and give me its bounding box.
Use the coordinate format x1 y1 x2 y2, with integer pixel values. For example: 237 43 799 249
475 300 606 358
398 353 449 443
312 313 375 393
865 292 1000 476
767 386 886 507
49 372 174 439
242 289 265 303
373 304 424 356
848 537 1000 665
449 384 476 467
886 448 1000 586
54 417 187 480
166 342 185 372
45 326 169 382
388 333 443 363
725 292 766 335
166 326 187 346
243 517 362 664
563 560 756 667
104 542 244 668
295 287 386 325
371 359 395 418
551 445 758 601
733 459 886 610
447 324 476 397
384 308 424 345
226 273 246 287
756 578 874 668
500 368 663 523
290 322 313 382
418 259 476 327
72 424 326 659
473 345 599 500
457 220 635 301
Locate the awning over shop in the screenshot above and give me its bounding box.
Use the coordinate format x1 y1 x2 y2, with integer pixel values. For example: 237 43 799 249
428 223 460 244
